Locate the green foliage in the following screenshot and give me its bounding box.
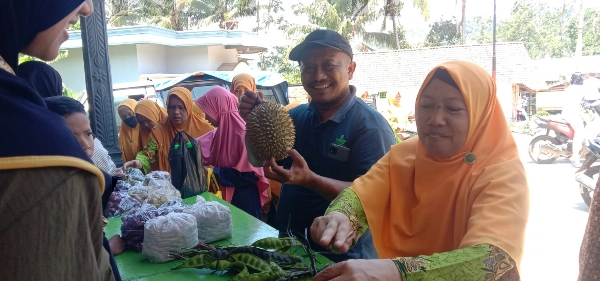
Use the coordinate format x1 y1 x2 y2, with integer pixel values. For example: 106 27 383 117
62 86 81 99
262 46 301 84
565 8 600 56
69 21 81 31
18 50 69 65
465 0 600 59
424 18 461 47
389 26 412 49
536 109 550 116
286 0 424 50
254 0 286 32
105 0 256 30
468 16 493 44
498 0 573 58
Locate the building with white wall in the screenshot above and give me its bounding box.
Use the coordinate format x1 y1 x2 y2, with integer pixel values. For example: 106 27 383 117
53 25 266 92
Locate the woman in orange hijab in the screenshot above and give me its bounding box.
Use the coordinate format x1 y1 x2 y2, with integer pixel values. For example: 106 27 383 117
117 99 142 162
311 61 529 281
135 87 214 173
231 73 257 99
134 99 167 148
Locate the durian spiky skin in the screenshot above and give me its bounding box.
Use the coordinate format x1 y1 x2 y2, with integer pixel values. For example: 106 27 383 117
246 101 296 161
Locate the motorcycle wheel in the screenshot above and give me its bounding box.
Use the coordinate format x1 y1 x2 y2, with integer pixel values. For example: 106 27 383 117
581 166 599 207
528 135 559 164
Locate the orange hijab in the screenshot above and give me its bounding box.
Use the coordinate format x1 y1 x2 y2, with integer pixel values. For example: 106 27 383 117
135 99 167 148
118 99 142 162
351 61 529 268
149 87 214 173
231 73 257 94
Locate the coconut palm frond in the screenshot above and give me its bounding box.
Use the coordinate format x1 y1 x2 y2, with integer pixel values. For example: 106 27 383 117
412 0 430 20
360 31 397 49
285 24 320 41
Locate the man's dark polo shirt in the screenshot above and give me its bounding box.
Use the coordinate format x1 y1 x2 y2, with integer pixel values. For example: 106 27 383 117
276 85 396 241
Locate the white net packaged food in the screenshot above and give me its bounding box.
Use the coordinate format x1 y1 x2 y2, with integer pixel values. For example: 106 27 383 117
142 213 198 263
185 200 232 243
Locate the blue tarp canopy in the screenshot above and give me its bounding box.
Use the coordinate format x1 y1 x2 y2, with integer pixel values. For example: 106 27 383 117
153 71 288 91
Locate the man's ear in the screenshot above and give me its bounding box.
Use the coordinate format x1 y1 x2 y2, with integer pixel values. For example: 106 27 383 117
347 61 357 80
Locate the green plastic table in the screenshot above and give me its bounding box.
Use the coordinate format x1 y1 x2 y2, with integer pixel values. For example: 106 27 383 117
105 192 330 281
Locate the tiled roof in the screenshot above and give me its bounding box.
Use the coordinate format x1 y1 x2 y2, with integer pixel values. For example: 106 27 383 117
351 42 540 91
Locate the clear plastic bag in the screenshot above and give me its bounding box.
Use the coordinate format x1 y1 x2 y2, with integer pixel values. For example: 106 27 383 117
146 185 182 207
128 184 154 203
144 171 171 182
142 213 198 263
121 203 164 252
143 171 171 187
104 191 141 217
185 200 232 243
121 202 190 252
125 168 145 184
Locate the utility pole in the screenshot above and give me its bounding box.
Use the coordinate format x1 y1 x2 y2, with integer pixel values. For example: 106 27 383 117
492 0 497 81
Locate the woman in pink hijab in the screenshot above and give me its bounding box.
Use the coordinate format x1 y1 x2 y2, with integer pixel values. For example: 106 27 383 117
195 86 269 219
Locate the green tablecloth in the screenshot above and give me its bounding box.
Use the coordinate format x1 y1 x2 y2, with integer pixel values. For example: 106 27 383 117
105 192 329 281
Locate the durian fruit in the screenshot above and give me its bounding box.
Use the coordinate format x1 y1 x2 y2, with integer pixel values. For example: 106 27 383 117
246 101 296 161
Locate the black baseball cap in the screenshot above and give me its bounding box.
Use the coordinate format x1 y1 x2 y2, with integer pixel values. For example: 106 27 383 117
289 29 353 62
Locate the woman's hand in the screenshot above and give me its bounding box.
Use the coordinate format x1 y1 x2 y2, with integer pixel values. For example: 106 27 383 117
314 259 402 281
310 211 355 253
122 160 142 170
112 168 126 178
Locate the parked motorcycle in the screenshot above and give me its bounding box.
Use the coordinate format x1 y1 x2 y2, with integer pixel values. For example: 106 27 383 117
528 115 585 164
573 100 600 207
574 138 600 207
528 98 600 164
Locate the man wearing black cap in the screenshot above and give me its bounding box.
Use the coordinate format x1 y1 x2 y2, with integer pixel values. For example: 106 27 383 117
239 29 395 261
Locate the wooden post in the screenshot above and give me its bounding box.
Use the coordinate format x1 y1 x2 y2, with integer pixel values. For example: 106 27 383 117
81 0 122 166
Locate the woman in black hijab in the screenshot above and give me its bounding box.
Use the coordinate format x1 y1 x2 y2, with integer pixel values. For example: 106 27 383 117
0 1 117 280
17 60 64 98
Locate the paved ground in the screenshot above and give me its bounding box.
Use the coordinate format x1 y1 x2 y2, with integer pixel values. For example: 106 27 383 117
513 133 590 280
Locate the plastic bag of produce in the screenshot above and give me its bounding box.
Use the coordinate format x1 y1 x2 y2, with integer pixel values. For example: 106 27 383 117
146 185 181 207
121 202 190 252
144 171 171 182
121 204 164 252
185 200 232 243
142 213 198 263
104 191 141 217
128 184 154 203
125 167 145 184
143 176 170 188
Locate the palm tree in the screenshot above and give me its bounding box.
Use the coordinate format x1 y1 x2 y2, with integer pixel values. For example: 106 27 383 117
105 0 255 30
286 0 398 50
575 0 585 57
455 0 466 44
381 0 429 49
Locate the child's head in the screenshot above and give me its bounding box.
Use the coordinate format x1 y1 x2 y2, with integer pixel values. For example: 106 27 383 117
45 96 94 157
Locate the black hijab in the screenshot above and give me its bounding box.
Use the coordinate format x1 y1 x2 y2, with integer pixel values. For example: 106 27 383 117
17 61 63 98
0 0 88 160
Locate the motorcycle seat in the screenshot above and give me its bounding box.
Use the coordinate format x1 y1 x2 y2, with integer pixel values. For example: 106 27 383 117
537 115 569 125
589 138 600 153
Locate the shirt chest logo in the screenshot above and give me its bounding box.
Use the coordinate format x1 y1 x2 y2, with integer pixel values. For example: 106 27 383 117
335 135 347 146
